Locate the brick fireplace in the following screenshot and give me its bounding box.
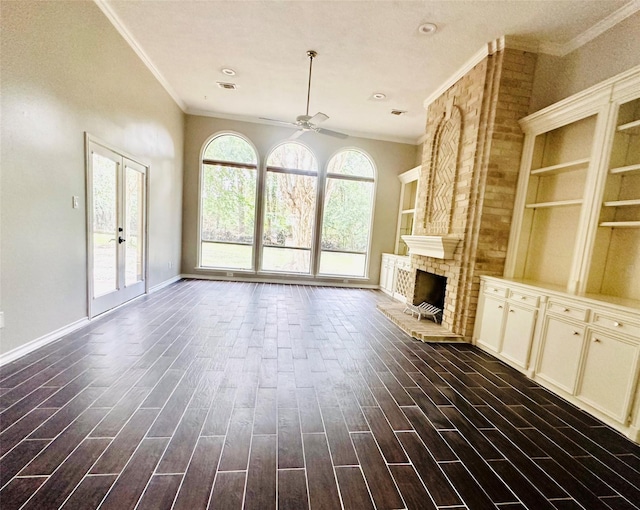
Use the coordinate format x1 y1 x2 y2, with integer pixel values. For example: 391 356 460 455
402 39 537 340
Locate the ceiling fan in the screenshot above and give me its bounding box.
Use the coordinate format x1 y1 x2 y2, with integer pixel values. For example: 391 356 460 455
260 50 348 140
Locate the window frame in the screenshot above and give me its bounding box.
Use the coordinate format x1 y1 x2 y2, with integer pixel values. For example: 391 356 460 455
259 141 320 275
317 148 377 278
197 131 260 272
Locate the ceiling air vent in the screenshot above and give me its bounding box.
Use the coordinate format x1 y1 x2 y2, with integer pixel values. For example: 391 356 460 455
217 82 237 90
390 109 407 116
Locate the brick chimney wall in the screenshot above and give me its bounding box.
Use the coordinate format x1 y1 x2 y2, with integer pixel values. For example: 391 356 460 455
409 47 537 339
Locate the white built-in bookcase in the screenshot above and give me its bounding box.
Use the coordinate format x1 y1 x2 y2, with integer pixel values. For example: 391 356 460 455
505 66 640 304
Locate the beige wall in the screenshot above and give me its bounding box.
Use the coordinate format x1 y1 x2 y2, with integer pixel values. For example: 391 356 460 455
531 11 640 112
182 115 417 284
0 1 185 355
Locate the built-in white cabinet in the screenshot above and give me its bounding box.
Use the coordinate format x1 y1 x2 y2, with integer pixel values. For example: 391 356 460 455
380 166 420 301
474 279 539 372
395 166 420 256
379 253 411 301
474 276 640 442
578 330 639 423
479 67 640 443
536 313 585 394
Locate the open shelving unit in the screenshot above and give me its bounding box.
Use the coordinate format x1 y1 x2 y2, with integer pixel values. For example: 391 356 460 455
588 96 640 300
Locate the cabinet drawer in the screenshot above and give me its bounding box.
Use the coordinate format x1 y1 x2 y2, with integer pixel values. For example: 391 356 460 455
591 312 640 339
509 290 539 307
484 284 508 298
547 300 588 321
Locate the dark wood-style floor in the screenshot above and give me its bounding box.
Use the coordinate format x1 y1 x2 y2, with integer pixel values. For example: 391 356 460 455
1 280 639 510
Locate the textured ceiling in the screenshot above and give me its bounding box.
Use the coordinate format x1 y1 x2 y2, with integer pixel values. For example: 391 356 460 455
101 0 633 144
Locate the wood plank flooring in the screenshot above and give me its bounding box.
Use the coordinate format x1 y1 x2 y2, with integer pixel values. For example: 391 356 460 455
1 279 639 509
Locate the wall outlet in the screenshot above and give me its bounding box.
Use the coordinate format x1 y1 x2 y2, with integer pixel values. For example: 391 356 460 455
0 312 4 329
168 261 173 269
72 196 79 209
226 272 233 277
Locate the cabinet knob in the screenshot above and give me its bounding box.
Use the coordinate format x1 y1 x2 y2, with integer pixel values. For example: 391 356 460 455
509 309 515 313
563 308 569 312
593 338 601 343
498 305 503 309
613 321 621 327
519 296 525 300
572 331 580 336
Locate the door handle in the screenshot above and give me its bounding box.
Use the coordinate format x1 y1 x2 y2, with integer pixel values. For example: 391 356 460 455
118 236 126 244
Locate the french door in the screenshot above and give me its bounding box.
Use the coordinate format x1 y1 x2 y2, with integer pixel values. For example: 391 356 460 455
87 139 147 317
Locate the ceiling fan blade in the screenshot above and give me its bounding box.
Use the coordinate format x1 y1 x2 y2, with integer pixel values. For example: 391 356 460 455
288 129 306 140
259 117 298 127
308 112 329 125
316 127 348 139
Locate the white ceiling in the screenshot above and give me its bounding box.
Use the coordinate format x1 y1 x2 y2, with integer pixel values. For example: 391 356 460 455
100 0 636 144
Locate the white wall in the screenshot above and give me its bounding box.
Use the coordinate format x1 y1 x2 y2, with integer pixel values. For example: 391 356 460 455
0 1 185 356
531 11 640 112
181 115 417 284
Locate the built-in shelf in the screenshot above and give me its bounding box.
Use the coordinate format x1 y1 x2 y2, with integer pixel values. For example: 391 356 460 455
603 199 640 207
530 158 590 176
610 163 640 175
617 119 640 132
600 221 640 228
525 199 583 209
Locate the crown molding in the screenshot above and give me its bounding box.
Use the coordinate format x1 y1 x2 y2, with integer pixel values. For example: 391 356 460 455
93 0 186 111
186 108 418 145
539 0 640 56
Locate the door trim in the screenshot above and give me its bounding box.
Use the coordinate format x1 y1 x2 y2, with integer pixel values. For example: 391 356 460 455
85 133 150 318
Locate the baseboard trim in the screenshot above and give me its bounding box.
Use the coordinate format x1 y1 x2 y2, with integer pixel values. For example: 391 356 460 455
149 275 183 293
0 317 90 367
182 273 379 289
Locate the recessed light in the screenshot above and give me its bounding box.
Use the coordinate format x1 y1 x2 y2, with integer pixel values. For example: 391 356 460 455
221 68 236 76
372 93 386 100
418 22 437 35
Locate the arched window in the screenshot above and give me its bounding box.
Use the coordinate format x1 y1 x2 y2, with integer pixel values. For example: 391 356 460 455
262 142 318 274
319 150 376 277
200 133 258 270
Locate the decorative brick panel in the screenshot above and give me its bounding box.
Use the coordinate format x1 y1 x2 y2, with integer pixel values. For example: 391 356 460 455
408 48 537 340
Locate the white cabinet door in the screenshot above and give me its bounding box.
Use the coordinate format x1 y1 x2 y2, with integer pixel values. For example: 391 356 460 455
536 316 585 394
501 304 537 369
577 331 640 422
476 295 506 352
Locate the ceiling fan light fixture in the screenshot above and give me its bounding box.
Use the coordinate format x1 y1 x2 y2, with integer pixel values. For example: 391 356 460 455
418 22 437 35
221 67 236 76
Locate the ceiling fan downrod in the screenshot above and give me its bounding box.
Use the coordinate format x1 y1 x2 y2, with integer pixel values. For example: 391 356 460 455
305 50 317 117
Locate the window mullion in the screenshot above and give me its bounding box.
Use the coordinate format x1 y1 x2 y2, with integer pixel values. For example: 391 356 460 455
254 158 267 273
311 165 327 276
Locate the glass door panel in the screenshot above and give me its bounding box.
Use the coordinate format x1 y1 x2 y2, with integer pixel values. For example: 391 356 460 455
91 151 119 297
125 164 145 286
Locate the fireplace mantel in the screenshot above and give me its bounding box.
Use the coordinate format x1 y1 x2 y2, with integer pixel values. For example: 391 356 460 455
401 235 460 259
